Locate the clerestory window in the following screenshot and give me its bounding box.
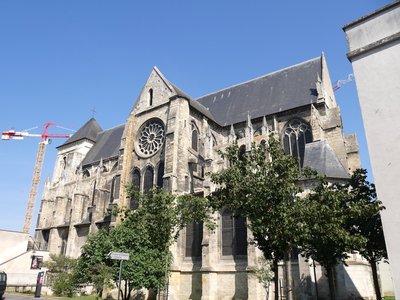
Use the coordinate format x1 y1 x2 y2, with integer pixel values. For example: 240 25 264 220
191 122 199 152
282 119 312 168
143 166 154 191
130 169 140 210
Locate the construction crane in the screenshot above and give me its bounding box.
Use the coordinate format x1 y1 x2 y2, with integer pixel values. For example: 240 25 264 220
1 123 72 234
333 74 355 92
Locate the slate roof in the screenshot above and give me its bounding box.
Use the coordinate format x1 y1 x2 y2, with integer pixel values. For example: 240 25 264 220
168 80 218 123
196 56 322 126
81 124 125 166
303 141 350 179
58 118 102 149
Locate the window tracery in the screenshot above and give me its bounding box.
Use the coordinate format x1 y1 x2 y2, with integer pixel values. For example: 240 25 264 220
137 119 165 157
221 209 247 257
282 118 312 167
143 166 154 191
191 122 199 152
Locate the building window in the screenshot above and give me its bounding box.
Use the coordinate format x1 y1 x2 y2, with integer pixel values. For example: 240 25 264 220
157 162 164 188
111 175 121 202
149 88 153 106
137 118 166 158
83 169 90 178
58 229 69 255
221 209 247 257
40 229 50 251
282 119 312 168
143 166 154 191
185 222 203 258
191 122 199 152
239 145 246 160
130 169 141 210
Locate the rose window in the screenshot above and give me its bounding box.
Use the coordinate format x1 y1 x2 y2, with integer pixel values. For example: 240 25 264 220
137 119 165 157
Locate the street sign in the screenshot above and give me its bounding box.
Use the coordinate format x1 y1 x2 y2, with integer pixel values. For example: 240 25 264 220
109 251 130 261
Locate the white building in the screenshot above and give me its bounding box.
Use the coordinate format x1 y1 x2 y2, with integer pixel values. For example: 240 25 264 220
343 1 400 298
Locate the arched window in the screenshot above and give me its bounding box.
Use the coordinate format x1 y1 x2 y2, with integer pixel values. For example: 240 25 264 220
132 169 141 191
282 119 312 168
143 166 154 191
157 162 164 188
191 122 199 152
110 175 121 202
130 169 141 209
221 209 247 257
83 169 90 178
239 145 246 161
149 88 153 106
185 221 203 258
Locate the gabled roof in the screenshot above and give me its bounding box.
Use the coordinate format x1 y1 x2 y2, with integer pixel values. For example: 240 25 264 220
81 124 125 166
196 56 322 126
303 141 350 179
153 67 219 124
58 118 102 149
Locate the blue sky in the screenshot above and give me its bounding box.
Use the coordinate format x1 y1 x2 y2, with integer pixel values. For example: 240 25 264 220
0 0 391 234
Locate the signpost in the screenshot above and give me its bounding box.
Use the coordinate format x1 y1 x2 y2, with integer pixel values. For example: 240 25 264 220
108 252 130 300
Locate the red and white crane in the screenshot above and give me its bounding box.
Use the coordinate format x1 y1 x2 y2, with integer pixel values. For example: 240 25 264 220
2 122 73 234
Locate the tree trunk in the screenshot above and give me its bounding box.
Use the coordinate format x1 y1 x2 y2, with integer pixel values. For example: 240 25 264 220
273 259 279 300
123 279 128 300
284 252 293 300
326 266 336 300
370 260 382 300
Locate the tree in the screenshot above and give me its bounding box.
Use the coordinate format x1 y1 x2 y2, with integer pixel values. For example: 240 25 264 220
44 253 78 297
294 178 366 300
74 229 114 299
209 136 307 300
75 188 214 300
346 169 387 300
254 257 274 300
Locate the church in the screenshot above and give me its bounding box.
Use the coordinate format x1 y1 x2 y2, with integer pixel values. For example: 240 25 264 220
34 54 375 299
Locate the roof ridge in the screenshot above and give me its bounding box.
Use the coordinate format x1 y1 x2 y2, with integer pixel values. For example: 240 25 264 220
99 123 125 133
196 56 321 100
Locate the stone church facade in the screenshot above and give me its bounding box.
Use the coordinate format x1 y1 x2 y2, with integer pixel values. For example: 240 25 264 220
35 54 375 299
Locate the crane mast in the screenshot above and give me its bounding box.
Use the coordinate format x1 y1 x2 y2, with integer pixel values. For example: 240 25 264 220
2 122 72 234
24 141 47 233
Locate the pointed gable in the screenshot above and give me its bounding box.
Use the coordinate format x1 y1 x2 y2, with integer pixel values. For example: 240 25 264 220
133 66 218 123
196 56 323 126
303 141 350 179
58 118 102 149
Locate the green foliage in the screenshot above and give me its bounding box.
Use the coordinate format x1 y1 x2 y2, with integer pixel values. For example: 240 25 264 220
209 135 306 262
294 178 366 268
294 169 385 300
74 230 114 298
346 169 386 300
44 254 78 297
346 169 387 263
209 135 311 300
208 136 385 300
254 257 274 289
75 187 214 300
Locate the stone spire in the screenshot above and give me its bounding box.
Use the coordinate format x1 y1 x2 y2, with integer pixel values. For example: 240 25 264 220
245 112 254 149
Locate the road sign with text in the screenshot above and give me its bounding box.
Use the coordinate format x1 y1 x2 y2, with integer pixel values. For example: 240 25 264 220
109 252 130 260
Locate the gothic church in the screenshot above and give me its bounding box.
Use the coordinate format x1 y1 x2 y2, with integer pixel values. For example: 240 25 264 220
35 54 375 299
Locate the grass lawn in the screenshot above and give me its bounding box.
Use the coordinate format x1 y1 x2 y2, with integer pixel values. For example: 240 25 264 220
383 297 395 300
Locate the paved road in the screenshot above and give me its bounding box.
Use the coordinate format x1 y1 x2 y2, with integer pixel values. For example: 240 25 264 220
3 293 58 300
